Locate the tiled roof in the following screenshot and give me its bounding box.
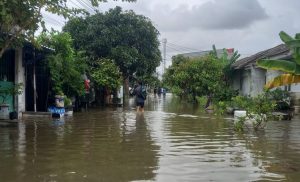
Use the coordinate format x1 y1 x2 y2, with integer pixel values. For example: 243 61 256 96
232 44 291 69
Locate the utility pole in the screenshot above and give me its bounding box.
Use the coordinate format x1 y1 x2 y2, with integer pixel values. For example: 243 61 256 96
162 38 167 75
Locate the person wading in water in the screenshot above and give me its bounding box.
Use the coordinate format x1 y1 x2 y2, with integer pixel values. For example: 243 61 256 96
133 80 147 113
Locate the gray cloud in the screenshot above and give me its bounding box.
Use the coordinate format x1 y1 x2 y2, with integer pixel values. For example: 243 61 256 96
151 0 268 31
44 0 300 74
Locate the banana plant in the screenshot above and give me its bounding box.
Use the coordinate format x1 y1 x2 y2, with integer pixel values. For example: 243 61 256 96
257 31 300 89
210 44 241 85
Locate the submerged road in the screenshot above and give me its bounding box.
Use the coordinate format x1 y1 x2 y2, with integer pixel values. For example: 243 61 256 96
0 94 300 181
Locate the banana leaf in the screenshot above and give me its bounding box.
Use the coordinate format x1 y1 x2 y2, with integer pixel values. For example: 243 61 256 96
265 74 300 89
257 59 296 73
279 31 294 43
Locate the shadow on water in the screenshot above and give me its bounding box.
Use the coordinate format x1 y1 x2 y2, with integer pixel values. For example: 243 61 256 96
1 94 300 181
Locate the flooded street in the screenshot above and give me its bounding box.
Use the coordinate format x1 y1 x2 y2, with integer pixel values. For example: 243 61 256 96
1 94 300 181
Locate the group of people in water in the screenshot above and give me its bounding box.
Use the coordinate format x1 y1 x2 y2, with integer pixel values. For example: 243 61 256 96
132 81 166 113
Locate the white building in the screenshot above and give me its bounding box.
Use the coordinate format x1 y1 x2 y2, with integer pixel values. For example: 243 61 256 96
231 43 300 113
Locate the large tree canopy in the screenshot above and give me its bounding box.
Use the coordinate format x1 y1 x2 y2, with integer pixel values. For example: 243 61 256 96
163 55 224 97
163 54 238 104
63 6 161 79
0 0 136 58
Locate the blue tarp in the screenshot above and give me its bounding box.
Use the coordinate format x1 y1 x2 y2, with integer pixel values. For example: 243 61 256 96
48 106 65 114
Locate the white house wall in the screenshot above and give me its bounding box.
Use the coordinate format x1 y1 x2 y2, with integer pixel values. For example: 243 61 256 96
250 67 266 96
236 67 266 97
241 70 251 96
15 48 26 119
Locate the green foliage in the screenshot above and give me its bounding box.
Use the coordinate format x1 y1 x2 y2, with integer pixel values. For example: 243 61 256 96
38 31 87 97
135 74 160 88
0 83 23 104
213 87 239 102
163 55 224 99
232 92 276 131
214 101 227 115
257 31 300 75
0 0 136 58
64 97 72 107
90 59 121 90
196 96 208 108
63 6 161 79
265 88 291 111
210 44 240 84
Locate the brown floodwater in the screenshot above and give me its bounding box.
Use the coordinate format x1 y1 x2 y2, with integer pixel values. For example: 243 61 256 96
1 94 300 182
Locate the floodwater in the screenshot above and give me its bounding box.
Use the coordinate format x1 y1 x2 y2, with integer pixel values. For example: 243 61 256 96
1 94 300 182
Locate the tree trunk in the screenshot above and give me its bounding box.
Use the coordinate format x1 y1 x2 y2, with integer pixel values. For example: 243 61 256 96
205 95 212 109
123 76 129 98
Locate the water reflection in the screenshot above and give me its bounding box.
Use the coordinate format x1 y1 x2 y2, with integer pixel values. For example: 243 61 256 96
1 95 300 181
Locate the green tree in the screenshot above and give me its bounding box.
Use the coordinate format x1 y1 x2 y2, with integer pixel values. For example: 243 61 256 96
90 58 121 90
63 7 161 95
38 31 87 97
163 55 225 102
0 0 136 58
257 31 300 88
210 44 240 85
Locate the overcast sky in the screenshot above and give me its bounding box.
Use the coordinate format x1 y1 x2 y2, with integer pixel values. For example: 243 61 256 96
44 0 300 73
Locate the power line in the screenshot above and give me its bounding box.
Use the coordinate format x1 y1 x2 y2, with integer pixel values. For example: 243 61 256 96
69 0 82 9
82 0 97 13
75 0 95 14
43 14 65 27
168 41 200 52
166 44 190 54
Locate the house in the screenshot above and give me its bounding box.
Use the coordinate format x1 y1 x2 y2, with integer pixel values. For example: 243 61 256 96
0 44 51 119
231 44 300 113
230 44 298 97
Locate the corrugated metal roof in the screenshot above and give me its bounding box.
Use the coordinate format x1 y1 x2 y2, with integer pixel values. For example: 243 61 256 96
232 44 291 70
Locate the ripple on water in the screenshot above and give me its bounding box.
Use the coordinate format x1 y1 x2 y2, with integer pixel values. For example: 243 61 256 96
1 97 299 181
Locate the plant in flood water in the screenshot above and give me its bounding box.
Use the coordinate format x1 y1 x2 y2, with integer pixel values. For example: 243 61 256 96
233 92 276 131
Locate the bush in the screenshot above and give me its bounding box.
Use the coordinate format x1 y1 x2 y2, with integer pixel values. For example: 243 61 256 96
232 92 276 131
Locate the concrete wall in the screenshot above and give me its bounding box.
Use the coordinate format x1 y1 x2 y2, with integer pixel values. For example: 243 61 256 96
241 70 251 96
250 67 266 96
14 48 26 119
233 67 266 97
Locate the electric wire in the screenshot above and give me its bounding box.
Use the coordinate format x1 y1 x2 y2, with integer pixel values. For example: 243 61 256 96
168 41 200 52
81 0 97 14
166 44 191 54
43 14 65 27
69 0 82 9
75 0 95 14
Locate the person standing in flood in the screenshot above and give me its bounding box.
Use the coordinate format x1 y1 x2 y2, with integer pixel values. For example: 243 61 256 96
133 80 147 113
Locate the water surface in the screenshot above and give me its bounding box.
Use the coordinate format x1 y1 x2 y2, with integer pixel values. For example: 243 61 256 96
1 94 300 181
